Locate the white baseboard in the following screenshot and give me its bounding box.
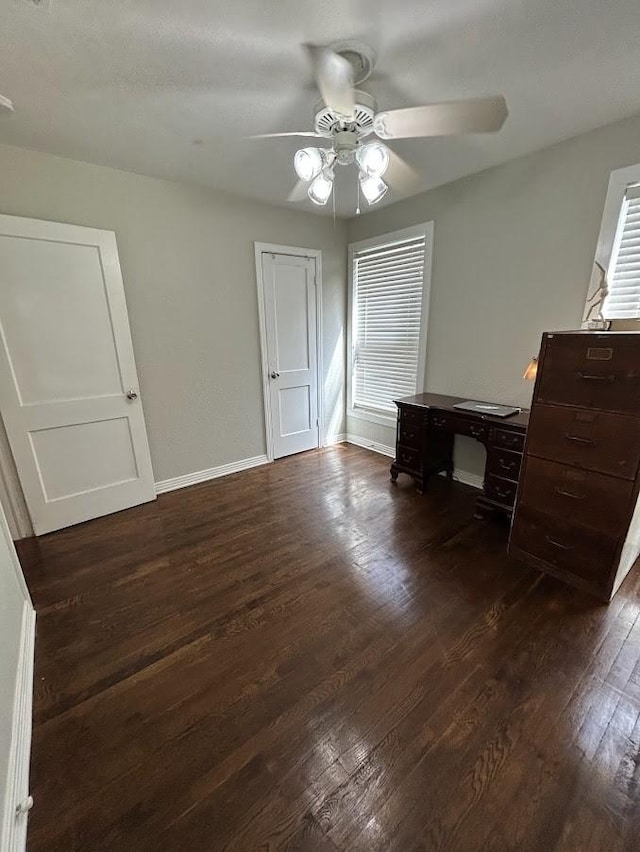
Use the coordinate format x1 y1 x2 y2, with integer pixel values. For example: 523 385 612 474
343 434 484 490
324 432 347 446
449 470 484 490
2 601 36 852
345 434 396 458
155 454 270 495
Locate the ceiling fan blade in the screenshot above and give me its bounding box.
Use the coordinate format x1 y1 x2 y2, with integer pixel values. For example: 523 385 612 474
247 131 322 139
385 149 422 196
0 94 14 113
287 180 310 203
305 44 355 119
374 96 508 140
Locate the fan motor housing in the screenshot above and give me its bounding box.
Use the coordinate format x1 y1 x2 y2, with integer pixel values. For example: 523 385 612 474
313 90 377 139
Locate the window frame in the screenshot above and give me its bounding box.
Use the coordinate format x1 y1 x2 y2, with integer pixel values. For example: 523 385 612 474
587 163 640 327
347 222 434 427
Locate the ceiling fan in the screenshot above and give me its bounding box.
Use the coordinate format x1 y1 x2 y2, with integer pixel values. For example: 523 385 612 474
252 42 508 209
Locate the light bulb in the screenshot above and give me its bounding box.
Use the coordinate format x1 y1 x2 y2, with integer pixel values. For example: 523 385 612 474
356 142 389 177
359 173 388 205
294 147 323 182
308 169 334 205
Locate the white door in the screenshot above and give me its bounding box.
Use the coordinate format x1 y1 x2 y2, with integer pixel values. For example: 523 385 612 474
261 252 319 459
0 214 155 535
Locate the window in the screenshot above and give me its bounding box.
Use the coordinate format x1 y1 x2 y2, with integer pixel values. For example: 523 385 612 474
588 164 640 327
603 183 640 320
348 224 433 426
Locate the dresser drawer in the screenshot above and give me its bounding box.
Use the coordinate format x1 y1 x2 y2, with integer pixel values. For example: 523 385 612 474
487 448 522 482
527 404 640 479
494 427 525 453
484 475 518 507
395 446 421 472
398 423 422 449
510 507 618 587
519 457 634 537
537 334 640 415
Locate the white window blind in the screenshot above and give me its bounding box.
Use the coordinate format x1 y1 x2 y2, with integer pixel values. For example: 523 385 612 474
352 234 426 414
604 183 640 320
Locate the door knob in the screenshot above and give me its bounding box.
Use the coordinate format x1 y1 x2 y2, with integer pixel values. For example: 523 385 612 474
270 371 280 379
126 389 138 400
16 795 33 815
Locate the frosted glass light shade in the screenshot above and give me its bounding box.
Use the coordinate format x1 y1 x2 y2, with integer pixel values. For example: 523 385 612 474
360 173 388 205
308 170 334 205
294 148 323 182
356 142 389 177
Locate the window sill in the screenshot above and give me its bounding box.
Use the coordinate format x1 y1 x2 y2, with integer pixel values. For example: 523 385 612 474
348 407 397 428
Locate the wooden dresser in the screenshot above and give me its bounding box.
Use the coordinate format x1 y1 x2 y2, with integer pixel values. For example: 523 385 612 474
391 393 529 519
509 331 640 600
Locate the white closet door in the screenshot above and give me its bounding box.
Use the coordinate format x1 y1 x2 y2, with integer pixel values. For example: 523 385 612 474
0 214 155 535
262 253 319 459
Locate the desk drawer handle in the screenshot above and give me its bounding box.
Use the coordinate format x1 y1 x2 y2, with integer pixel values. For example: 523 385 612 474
555 486 585 500
470 427 485 438
577 371 615 383
433 417 447 428
564 433 597 446
498 459 517 471
495 486 513 500
546 535 573 551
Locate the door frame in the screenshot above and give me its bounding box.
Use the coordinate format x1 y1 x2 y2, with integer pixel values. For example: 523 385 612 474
254 243 324 463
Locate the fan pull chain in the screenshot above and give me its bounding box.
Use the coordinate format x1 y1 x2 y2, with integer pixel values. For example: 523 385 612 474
332 179 336 227
356 178 361 215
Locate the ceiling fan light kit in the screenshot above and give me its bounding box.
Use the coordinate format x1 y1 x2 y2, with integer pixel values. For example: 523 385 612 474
360 174 388 205
253 42 508 211
293 147 324 182
308 168 335 206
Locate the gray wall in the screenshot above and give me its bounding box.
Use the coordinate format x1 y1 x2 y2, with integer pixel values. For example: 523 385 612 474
0 143 347 487
347 111 640 479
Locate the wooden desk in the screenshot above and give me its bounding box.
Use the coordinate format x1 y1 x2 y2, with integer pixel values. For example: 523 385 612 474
390 392 530 518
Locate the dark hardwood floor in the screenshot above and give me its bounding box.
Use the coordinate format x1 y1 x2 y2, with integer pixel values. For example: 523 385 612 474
16 445 640 852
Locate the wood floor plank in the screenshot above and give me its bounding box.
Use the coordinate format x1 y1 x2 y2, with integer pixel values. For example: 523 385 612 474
16 445 640 851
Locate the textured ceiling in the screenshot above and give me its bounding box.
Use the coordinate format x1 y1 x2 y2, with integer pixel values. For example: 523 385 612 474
0 0 639 217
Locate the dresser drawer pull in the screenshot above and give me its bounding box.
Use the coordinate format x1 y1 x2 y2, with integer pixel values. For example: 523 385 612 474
554 486 585 500
564 433 597 446
546 536 573 551
577 371 615 383
498 459 517 472
470 426 485 438
433 417 447 428
495 487 512 500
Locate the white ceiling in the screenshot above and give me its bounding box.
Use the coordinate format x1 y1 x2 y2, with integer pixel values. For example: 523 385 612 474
0 0 639 217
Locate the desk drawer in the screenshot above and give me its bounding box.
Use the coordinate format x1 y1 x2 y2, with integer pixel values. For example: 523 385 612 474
527 404 640 479
484 475 518 508
494 427 525 453
487 448 522 482
399 406 424 428
510 506 617 587
431 412 489 442
519 457 633 537
395 446 421 472
537 335 640 415
398 423 422 449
